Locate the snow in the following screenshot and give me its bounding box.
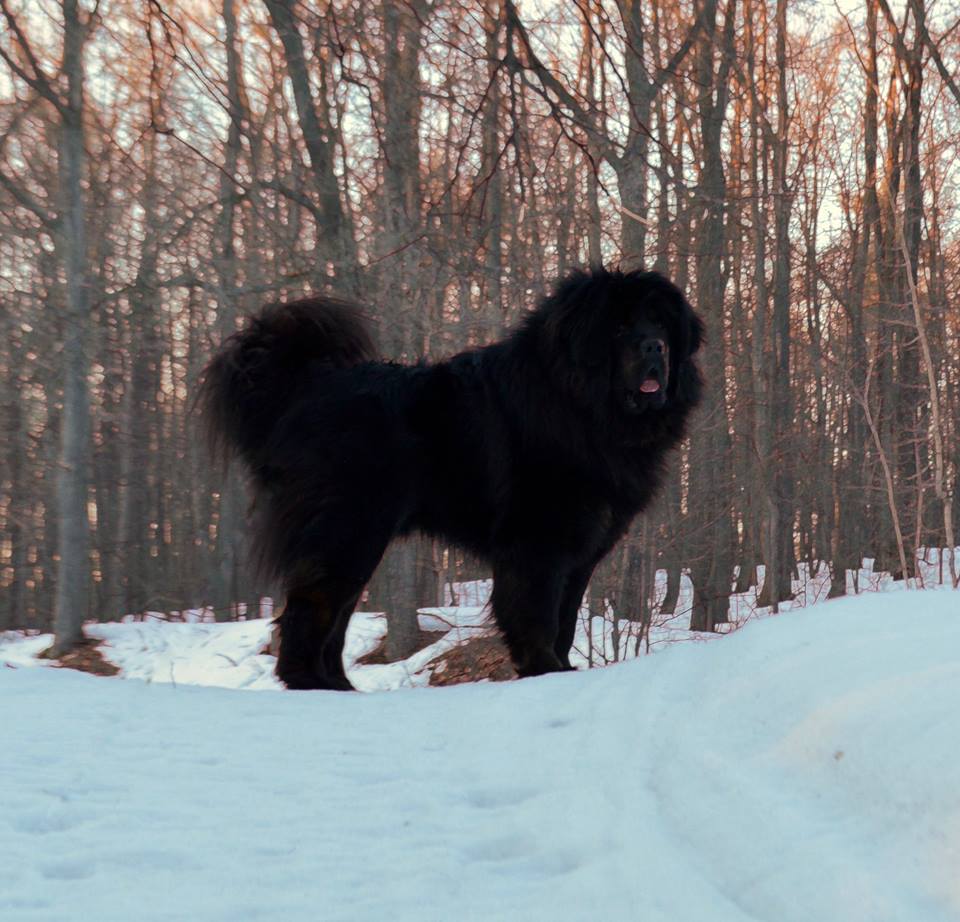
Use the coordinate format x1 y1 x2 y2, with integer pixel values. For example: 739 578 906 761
0 609 489 694
2 588 959 919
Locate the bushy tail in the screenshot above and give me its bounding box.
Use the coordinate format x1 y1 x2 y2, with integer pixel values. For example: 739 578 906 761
198 296 376 472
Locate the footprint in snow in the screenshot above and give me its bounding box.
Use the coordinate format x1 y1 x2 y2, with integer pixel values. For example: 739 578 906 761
11 808 84 835
463 836 585 877
40 859 95 881
464 786 537 809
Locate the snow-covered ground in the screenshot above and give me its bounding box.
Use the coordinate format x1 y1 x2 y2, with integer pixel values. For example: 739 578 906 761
2 588 959 921
0 607 494 693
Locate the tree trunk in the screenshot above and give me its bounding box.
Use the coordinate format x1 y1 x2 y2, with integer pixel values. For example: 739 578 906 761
756 0 794 610
50 0 92 656
378 0 429 659
263 0 358 281
687 0 736 632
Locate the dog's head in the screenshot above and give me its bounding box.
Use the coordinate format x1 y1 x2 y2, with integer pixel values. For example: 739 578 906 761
535 268 704 416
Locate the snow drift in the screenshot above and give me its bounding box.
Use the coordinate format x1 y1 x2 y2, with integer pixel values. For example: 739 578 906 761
1 589 959 920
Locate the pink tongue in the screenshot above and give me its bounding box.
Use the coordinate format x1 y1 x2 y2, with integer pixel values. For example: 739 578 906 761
640 378 660 393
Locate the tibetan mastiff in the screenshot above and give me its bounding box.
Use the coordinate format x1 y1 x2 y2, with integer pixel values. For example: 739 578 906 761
201 268 703 688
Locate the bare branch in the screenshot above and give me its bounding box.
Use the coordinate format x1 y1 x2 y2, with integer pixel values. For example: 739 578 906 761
0 0 66 114
906 0 960 109
502 0 620 168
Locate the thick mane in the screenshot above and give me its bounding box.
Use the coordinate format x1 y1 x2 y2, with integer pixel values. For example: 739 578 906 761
507 267 703 418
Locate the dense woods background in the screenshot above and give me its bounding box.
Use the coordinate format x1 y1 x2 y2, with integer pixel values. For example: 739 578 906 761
1 0 958 659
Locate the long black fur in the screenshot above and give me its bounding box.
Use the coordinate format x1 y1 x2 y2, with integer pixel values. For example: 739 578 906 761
200 268 703 689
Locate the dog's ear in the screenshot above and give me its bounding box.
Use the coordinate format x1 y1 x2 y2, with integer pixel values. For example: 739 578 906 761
667 289 704 407
533 269 618 407
541 269 616 369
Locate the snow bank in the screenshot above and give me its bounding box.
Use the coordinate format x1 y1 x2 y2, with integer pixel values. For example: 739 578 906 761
1 589 958 920
0 610 475 693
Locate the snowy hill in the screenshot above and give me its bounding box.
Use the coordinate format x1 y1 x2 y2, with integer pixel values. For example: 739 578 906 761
2 590 959 920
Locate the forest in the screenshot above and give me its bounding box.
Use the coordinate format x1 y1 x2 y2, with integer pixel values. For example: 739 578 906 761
1 0 958 660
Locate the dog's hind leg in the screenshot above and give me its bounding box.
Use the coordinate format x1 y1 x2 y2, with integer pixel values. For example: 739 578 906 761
270 495 397 690
275 581 364 691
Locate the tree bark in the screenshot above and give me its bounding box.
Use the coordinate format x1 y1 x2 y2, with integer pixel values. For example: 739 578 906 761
687 0 736 632
263 0 358 281
50 0 92 656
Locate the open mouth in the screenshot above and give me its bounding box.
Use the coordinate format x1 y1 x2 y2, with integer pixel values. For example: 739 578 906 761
626 378 665 411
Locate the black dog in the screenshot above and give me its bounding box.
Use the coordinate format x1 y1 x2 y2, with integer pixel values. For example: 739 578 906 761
200 268 703 688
